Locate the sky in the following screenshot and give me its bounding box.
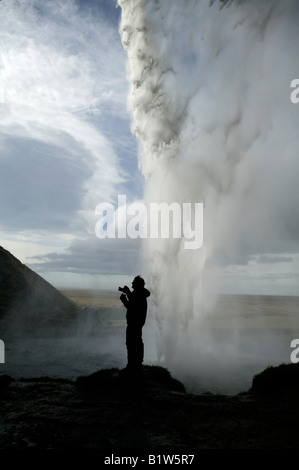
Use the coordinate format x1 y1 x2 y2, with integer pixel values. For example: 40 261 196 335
0 0 299 296
0 0 143 290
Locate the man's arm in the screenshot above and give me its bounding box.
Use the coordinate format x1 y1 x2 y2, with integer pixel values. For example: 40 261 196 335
123 285 133 300
120 293 129 309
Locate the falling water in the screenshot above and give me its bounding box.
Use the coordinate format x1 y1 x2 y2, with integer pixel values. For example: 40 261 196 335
118 0 299 392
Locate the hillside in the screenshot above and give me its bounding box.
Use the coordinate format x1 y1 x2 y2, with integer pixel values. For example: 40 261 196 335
0 246 77 337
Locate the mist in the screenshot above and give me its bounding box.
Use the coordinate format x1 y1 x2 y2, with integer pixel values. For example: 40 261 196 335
118 0 299 392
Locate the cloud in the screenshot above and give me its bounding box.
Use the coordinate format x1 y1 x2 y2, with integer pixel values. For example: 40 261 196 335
30 235 143 277
0 136 92 232
0 0 131 237
0 0 143 277
257 255 294 265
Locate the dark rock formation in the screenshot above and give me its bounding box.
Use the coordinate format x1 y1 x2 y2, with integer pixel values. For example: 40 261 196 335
250 362 299 395
76 365 186 394
0 246 77 337
1 363 299 449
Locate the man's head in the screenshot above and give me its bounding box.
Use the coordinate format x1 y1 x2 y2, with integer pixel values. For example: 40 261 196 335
132 275 145 290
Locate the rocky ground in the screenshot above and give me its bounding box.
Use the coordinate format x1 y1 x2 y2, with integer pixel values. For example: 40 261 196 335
1 364 299 450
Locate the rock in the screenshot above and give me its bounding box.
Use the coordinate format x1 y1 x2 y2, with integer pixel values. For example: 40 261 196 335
250 362 299 395
0 374 15 390
2 364 299 449
76 365 186 394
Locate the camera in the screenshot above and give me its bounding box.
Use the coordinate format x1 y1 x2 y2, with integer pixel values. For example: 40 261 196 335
118 286 125 293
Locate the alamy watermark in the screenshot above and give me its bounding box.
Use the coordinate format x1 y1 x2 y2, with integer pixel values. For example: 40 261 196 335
95 195 203 249
290 79 299 103
290 339 299 363
0 340 4 363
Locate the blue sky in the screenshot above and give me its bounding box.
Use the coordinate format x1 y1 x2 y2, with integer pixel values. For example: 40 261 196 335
0 0 143 290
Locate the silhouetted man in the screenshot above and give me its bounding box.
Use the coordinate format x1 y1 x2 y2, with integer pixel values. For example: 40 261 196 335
119 275 150 372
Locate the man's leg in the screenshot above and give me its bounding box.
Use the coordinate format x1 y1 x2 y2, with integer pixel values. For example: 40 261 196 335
126 326 143 369
135 327 144 366
126 326 134 369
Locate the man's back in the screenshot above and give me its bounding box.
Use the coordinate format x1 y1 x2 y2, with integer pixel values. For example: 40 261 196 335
126 287 150 327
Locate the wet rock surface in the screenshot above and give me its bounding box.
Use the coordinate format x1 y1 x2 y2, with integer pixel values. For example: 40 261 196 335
1 364 299 449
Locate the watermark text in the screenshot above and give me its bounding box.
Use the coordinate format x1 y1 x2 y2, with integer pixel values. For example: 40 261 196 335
290 339 299 363
0 340 4 363
95 195 203 249
290 79 299 103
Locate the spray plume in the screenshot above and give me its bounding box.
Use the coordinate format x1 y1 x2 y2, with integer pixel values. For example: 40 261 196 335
118 0 299 392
